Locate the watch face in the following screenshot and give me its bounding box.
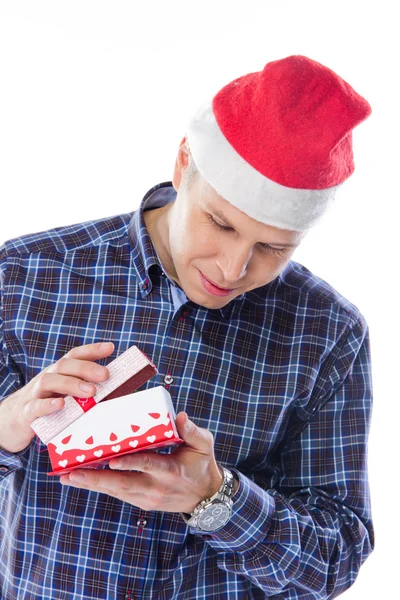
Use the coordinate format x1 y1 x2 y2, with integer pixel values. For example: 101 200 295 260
198 502 231 532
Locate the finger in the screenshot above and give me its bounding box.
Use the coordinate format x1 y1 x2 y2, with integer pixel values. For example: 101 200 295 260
175 412 214 454
31 368 108 403
44 342 114 376
64 341 114 360
47 356 111 383
60 469 153 494
29 343 113 406
59 474 151 507
109 452 171 476
25 396 66 421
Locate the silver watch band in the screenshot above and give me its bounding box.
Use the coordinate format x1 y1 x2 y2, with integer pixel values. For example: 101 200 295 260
181 467 235 530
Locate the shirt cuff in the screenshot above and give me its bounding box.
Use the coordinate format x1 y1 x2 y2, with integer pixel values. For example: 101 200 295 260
188 468 275 553
0 444 31 479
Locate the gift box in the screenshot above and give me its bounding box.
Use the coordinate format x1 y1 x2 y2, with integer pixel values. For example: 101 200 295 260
30 344 183 475
47 385 183 475
32 345 159 445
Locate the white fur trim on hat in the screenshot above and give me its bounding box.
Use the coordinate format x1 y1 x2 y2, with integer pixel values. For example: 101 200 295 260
186 101 342 232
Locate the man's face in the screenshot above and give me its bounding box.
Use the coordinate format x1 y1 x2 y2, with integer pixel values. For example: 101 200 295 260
161 142 304 310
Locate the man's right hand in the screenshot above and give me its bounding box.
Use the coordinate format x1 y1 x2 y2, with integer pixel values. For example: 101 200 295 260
0 341 114 453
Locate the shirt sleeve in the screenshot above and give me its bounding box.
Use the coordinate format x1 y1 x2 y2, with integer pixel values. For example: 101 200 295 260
0 246 28 477
189 315 374 599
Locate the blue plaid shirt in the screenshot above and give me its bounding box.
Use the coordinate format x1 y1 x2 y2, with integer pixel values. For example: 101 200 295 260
0 182 374 599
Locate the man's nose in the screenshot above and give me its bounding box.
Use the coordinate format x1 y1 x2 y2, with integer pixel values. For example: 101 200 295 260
216 245 253 283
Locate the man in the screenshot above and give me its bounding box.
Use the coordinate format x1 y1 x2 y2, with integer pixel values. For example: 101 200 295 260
0 55 373 599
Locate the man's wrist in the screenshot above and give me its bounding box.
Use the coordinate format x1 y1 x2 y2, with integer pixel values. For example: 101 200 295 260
181 467 236 531
183 466 239 522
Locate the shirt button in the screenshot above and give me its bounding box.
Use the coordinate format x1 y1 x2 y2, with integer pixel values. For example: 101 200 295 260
136 518 148 527
164 375 173 385
0 466 9 473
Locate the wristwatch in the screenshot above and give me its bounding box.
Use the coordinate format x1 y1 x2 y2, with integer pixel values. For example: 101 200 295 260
181 467 235 532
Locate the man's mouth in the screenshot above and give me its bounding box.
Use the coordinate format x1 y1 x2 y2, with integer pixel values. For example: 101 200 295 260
199 271 236 297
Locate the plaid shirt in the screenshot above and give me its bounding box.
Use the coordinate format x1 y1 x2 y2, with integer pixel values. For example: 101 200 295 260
0 182 374 599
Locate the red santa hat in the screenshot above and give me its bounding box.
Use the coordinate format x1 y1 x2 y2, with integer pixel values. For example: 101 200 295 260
186 55 371 231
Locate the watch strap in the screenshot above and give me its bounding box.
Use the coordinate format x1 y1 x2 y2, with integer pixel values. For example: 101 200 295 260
181 467 234 529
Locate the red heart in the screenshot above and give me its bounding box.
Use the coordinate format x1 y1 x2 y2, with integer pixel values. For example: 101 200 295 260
109 432 118 441
61 435 72 445
130 424 140 433
85 436 94 445
149 413 160 419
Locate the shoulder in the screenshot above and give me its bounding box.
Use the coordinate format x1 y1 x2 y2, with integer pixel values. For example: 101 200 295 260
248 259 367 337
278 259 367 327
0 212 136 292
0 211 135 269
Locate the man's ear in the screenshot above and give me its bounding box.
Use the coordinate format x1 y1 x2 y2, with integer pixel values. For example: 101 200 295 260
172 137 190 192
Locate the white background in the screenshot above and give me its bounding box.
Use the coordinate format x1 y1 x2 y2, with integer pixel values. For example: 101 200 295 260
0 2 398 598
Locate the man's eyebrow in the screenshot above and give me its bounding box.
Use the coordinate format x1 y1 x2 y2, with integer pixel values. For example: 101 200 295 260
211 208 300 247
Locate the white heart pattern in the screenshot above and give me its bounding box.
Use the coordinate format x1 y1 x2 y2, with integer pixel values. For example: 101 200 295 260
164 430 173 438
94 450 103 458
129 440 139 448
111 445 121 453
76 455 86 463
147 435 156 443
58 460 68 468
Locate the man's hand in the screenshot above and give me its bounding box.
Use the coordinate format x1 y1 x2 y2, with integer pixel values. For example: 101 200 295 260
0 342 114 453
59 412 227 515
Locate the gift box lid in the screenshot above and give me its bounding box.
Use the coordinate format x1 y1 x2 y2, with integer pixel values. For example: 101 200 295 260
32 345 157 444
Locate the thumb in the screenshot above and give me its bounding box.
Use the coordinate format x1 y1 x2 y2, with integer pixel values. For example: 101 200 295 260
176 412 213 454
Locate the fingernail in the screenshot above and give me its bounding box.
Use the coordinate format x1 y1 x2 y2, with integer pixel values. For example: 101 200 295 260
69 471 86 481
80 382 94 392
110 460 122 469
100 342 113 350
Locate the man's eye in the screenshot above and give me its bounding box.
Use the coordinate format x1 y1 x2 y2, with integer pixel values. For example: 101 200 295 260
207 214 232 231
207 214 286 255
258 243 286 255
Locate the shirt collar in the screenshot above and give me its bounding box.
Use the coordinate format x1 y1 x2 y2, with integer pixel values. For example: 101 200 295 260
128 182 280 319
128 182 175 299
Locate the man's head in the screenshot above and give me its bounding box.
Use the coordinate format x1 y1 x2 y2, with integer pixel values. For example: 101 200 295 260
160 139 304 310
146 55 371 310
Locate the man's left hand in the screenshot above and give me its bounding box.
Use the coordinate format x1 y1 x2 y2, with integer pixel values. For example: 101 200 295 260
59 412 227 514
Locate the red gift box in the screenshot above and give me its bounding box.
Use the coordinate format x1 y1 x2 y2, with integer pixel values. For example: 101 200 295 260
32 345 159 444
29 344 183 475
47 385 183 475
